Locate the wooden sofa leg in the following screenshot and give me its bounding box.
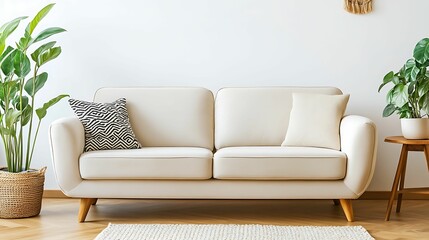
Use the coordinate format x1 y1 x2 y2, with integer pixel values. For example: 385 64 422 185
91 198 98 205
78 198 95 222
339 199 354 222
333 199 340 206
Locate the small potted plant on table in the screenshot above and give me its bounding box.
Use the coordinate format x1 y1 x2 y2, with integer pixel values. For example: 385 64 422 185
379 38 429 139
0 3 68 218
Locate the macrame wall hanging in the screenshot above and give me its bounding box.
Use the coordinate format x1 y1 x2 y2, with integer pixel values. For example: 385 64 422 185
344 0 373 14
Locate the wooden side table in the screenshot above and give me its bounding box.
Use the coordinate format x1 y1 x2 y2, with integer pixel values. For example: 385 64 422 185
384 136 429 221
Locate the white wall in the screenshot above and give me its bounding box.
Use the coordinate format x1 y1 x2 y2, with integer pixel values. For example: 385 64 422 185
1 0 428 191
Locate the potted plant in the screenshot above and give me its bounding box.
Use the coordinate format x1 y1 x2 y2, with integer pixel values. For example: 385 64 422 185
0 3 68 218
379 38 429 139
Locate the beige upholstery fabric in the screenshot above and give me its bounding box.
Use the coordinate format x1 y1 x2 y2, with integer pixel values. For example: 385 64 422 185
49 117 84 193
340 115 377 196
94 87 214 150
282 93 350 150
65 180 358 199
213 147 346 180
49 87 377 201
214 87 342 149
80 147 213 180
53 115 373 199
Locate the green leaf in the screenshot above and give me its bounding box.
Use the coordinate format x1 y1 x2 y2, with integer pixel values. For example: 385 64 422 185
392 76 400 84
410 66 420 81
404 59 419 81
399 65 406 77
0 126 12 135
12 96 28 110
392 84 408 107
6 80 20 100
408 81 416 95
0 82 5 101
383 71 394 83
399 104 412 118
424 102 429 117
17 36 31 51
31 41 56 62
1 49 17 75
399 112 410 118
32 27 66 44
1 80 21 103
24 72 48 97
5 108 21 127
414 38 429 64
0 16 27 41
0 17 27 55
25 3 55 35
418 80 429 96
37 46 61 67
20 105 32 126
383 104 396 117
386 88 394 103
13 50 31 78
36 94 69 119
0 46 14 64
379 71 395 92
419 92 427 107
0 42 4 57
378 82 388 92
405 59 416 69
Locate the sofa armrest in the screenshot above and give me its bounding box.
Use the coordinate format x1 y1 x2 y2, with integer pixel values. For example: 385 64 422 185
49 117 84 194
340 115 377 197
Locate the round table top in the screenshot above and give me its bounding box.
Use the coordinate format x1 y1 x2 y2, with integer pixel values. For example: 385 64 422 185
385 136 429 145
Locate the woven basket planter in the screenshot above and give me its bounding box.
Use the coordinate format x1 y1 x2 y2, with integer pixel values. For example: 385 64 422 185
0 167 46 219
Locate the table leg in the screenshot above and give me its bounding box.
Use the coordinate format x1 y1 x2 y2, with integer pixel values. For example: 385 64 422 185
385 144 408 221
396 146 408 213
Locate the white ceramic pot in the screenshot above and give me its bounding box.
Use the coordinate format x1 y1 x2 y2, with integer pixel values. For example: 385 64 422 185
400 118 429 139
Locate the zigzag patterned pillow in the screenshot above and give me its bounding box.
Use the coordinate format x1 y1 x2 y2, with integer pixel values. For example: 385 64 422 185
68 98 142 152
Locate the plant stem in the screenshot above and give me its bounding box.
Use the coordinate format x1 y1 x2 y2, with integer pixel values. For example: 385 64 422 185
409 93 420 118
0 73 7 171
18 77 24 171
4 135 11 172
4 74 12 171
25 66 38 170
13 130 19 171
8 135 14 172
0 133 9 171
414 97 420 118
29 120 41 165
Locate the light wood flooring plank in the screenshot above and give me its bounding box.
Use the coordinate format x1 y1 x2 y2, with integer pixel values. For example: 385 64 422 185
0 198 428 240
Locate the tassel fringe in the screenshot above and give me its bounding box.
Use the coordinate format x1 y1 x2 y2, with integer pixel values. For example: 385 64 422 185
344 0 373 14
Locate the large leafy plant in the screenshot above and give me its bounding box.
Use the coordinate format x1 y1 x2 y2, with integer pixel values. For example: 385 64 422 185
379 38 429 118
0 4 68 173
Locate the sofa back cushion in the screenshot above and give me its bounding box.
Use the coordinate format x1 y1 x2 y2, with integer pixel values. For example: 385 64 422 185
215 87 343 149
94 87 214 149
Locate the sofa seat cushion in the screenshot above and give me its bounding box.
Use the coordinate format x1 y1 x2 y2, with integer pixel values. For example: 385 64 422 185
80 147 213 180
213 147 346 180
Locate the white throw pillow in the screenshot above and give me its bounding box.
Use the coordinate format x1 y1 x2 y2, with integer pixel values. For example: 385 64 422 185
281 93 350 150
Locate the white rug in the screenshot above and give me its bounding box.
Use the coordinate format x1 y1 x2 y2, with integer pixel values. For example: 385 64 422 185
94 224 374 240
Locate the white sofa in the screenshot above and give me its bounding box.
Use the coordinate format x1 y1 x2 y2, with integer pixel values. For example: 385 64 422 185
49 87 377 222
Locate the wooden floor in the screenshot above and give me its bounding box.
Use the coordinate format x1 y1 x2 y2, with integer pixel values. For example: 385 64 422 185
0 198 428 240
